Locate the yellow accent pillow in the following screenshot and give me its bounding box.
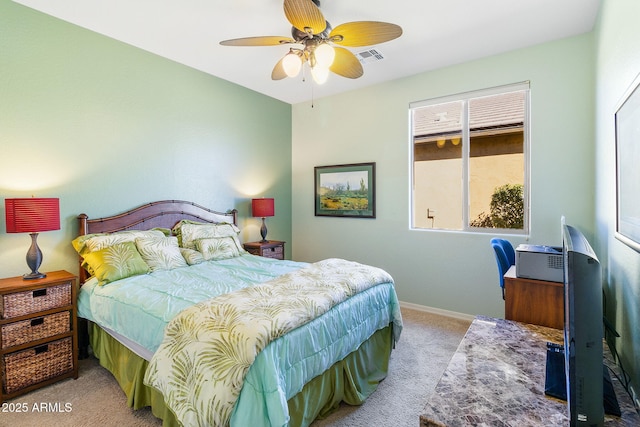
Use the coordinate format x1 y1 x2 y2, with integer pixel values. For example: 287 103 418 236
82 241 150 285
72 230 165 276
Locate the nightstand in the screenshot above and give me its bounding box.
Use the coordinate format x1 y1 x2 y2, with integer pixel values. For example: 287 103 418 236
244 241 285 260
0 270 78 403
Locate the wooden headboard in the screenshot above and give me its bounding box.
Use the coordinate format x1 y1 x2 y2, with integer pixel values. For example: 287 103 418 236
77 200 237 283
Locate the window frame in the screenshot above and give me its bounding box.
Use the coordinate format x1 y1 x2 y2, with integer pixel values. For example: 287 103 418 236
409 82 531 235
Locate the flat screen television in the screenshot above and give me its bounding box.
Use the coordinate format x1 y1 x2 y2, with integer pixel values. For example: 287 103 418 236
562 222 604 426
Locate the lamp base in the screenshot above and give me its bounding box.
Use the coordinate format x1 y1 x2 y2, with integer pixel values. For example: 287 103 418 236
260 217 269 243
23 232 45 280
23 271 46 280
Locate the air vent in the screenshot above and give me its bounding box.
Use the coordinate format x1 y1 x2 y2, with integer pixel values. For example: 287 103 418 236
548 254 563 270
355 49 384 64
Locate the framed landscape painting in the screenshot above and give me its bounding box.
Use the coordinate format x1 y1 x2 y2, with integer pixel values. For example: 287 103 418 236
314 162 376 218
615 72 640 251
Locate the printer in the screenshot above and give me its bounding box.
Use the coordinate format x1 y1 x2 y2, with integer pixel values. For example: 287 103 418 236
515 244 564 282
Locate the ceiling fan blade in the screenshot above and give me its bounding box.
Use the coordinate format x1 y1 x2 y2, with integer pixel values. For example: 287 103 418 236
329 21 403 47
330 47 363 79
220 36 296 46
284 0 326 35
271 58 288 80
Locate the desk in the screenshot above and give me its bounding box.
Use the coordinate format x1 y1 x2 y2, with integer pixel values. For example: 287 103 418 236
420 316 639 426
504 265 564 329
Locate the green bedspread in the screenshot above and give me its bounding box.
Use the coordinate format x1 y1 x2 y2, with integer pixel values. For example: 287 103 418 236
144 258 396 427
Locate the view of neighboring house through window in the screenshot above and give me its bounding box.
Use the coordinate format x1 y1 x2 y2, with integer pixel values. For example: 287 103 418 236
410 82 529 233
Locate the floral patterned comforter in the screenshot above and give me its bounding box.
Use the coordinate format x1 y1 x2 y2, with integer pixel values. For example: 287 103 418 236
144 258 395 426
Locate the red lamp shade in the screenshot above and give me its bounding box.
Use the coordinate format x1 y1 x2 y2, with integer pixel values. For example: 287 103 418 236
252 198 275 218
5 198 60 233
5 198 60 280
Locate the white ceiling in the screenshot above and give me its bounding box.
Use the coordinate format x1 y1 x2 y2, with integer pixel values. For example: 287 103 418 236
14 0 601 105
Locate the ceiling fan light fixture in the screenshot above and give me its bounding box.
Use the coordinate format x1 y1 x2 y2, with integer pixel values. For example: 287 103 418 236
282 51 302 77
311 66 330 85
314 43 335 69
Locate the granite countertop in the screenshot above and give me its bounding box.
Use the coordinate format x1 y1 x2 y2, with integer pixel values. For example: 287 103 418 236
420 316 639 426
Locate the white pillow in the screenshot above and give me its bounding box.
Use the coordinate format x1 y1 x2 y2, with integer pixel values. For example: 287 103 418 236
178 222 243 250
195 237 243 261
83 229 166 253
135 235 187 271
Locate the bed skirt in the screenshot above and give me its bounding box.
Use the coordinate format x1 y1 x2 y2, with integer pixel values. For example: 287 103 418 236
89 322 393 426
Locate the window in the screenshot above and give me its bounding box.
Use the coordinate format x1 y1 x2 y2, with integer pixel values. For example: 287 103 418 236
410 83 529 233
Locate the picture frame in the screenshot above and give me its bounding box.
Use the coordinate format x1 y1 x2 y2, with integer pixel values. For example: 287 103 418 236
314 162 376 218
615 72 640 251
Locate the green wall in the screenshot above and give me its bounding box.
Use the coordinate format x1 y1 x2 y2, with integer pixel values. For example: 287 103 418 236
292 34 596 319
0 2 292 278
595 0 640 406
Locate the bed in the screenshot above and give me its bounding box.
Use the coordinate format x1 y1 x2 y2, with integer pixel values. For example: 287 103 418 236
74 200 402 427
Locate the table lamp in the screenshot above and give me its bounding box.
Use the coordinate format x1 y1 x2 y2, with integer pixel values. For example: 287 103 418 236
251 198 274 242
5 197 60 280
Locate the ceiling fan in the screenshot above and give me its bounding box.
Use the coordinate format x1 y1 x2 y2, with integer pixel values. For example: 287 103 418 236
220 0 402 84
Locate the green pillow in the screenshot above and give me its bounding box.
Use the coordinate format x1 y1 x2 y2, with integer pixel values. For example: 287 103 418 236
82 241 150 285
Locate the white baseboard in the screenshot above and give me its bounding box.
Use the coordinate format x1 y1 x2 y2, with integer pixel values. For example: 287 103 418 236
399 301 476 322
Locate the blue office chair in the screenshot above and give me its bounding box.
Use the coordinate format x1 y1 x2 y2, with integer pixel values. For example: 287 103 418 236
491 238 514 300
497 238 515 266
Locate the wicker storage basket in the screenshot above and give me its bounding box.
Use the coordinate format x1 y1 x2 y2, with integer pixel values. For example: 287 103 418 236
263 246 284 258
2 337 73 394
1 311 71 349
1 283 71 319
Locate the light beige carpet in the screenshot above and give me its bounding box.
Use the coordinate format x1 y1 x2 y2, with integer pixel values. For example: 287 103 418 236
1 308 470 427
